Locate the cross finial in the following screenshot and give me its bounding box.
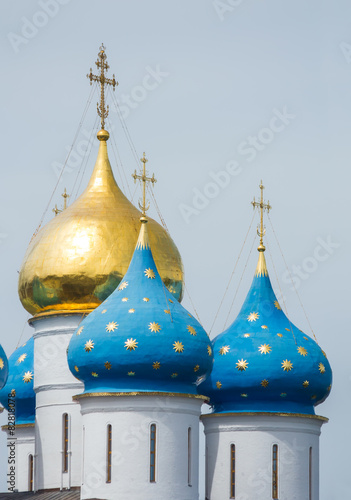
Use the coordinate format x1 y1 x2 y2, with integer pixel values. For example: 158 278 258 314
87 44 118 130
62 188 69 210
132 152 157 220
251 180 272 251
52 204 60 217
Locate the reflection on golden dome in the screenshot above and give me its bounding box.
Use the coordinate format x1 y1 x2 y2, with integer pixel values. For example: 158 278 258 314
18 131 184 317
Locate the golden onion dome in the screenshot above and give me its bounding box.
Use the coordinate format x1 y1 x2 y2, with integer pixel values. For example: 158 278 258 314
18 130 184 317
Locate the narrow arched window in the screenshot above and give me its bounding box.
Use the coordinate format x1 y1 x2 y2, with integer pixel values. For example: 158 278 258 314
230 444 235 498
309 447 312 500
106 424 112 483
62 413 69 473
150 424 156 483
28 454 33 491
188 427 192 486
272 444 278 499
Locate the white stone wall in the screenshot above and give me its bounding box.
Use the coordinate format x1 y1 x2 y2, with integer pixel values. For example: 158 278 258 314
202 413 326 500
79 394 204 500
31 314 84 490
3 424 35 492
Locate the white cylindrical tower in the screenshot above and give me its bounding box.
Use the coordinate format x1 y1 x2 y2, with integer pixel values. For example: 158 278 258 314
78 394 204 500
2 424 35 493
67 217 213 500
30 314 84 491
202 413 326 500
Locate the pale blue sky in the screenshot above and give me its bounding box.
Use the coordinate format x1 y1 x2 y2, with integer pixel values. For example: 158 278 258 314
0 1 349 497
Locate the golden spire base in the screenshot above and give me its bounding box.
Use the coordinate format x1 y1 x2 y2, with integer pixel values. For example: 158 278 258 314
255 250 268 277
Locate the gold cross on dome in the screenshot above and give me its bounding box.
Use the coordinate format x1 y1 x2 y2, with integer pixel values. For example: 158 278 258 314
62 188 69 210
251 180 272 250
87 44 118 130
132 153 157 217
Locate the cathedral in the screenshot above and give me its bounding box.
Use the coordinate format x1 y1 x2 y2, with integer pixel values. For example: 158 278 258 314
0 46 332 500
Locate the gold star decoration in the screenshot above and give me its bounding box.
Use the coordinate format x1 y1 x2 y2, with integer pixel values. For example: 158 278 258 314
258 344 272 355
171 373 178 378
261 325 268 330
282 360 293 372
216 381 222 389
125 338 138 351
173 341 184 353
122 297 129 302
153 361 161 370
84 340 94 352
128 308 135 314
261 379 269 388
277 333 283 338
318 362 326 374
144 268 156 279
118 281 128 290
0 358 4 369
164 309 171 315
149 322 161 333
106 322 118 332
23 371 33 383
17 354 27 364
194 365 200 372
297 346 308 357
187 325 197 336
143 297 149 302
247 312 259 322
92 372 99 378
219 345 230 355
274 300 282 310
303 380 309 388
74 366 79 372
77 326 84 335
128 371 135 376
241 393 248 398
244 333 251 338
207 345 212 356
236 359 249 371
101 309 107 314
104 361 112 370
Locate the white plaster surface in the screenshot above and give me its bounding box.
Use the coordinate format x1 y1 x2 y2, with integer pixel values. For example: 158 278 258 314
79 394 204 500
202 413 325 500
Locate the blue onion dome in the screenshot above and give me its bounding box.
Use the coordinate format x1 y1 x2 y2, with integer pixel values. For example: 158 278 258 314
67 218 213 395
0 337 35 424
0 344 8 391
200 249 332 415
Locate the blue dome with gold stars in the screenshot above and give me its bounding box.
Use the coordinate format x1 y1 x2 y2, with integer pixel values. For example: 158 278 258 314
200 250 332 415
67 219 213 394
0 344 8 391
0 337 35 424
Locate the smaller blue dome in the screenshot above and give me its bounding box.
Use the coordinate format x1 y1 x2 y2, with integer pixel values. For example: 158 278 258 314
0 337 35 425
0 344 8 390
200 251 332 415
68 220 213 395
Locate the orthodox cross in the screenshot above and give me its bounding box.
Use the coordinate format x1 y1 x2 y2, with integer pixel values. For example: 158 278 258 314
87 44 118 129
251 180 272 249
62 188 69 210
132 153 157 217
52 188 69 216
